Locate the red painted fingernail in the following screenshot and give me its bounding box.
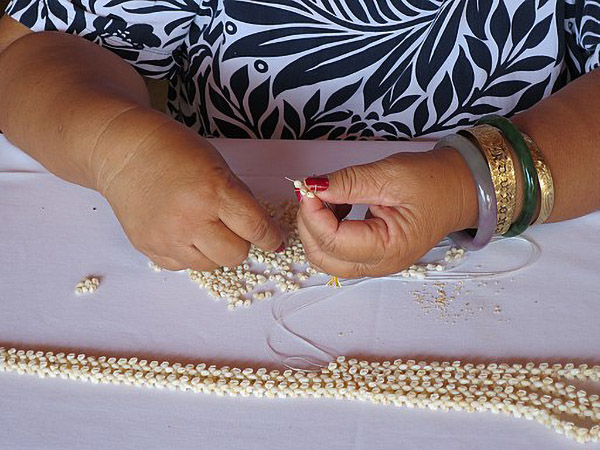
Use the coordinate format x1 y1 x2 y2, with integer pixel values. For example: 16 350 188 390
304 177 329 191
294 188 303 202
275 243 286 253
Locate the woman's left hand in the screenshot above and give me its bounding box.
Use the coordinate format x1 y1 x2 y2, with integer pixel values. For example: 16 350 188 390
297 148 479 278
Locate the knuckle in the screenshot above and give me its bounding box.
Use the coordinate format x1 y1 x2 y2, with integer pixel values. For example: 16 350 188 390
171 188 194 209
216 166 237 187
336 166 360 200
129 231 156 256
190 260 219 272
315 231 337 255
298 212 337 256
337 163 391 202
171 189 204 216
146 222 183 250
249 214 272 244
301 238 322 264
369 164 395 201
305 250 326 272
213 167 241 197
222 242 250 268
378 157 418 203
298 220 336 262
220 169 241 191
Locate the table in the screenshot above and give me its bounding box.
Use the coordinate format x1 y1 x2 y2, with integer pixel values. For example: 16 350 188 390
1 133 598 449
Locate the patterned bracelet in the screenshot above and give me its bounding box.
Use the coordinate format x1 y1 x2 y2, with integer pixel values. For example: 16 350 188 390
522 132 555 225
434 134 497 251
458 125 518 235
477 115 539 237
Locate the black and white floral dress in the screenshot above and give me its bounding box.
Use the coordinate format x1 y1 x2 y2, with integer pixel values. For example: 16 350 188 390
6 0 600 140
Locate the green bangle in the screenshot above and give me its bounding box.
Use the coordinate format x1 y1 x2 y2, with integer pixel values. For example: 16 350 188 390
476 115 539 237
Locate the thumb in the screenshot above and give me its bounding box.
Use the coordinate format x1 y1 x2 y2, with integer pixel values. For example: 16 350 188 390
305 162 386 205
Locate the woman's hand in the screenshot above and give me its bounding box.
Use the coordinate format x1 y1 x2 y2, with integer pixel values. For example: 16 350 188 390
0 30 281 271
95 117 284 272
297 148 478 278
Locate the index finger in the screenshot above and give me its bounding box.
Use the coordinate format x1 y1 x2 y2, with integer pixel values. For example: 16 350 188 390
298 196 400 264
219 183 284 252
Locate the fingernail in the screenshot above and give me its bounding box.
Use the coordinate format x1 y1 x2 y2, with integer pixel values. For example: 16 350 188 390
294 188 303 202
275 243 286 253
304 176 329 191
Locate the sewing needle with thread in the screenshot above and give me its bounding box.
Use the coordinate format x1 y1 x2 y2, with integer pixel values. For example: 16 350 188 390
285 177 342 288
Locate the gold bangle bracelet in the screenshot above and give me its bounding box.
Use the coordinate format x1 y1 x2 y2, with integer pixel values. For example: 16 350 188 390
522 133 555 225
459 125 518 235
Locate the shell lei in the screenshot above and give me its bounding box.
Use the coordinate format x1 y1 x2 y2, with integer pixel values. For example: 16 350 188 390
1 347 598 444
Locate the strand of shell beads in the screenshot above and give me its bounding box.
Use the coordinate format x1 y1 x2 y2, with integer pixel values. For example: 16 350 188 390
1 347 597 443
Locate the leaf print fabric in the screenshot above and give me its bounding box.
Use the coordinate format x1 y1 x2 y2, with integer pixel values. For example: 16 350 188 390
6 0 201 78
5 0 600 140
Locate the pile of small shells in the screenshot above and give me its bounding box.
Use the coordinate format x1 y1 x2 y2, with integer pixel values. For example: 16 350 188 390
444 247 465 262
184 200 466 310
74 277 100 296
187 201 314 310
399 248 464 281
1 347 598 443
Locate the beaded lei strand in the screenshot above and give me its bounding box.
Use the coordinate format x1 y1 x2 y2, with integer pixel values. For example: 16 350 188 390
1 347 598 443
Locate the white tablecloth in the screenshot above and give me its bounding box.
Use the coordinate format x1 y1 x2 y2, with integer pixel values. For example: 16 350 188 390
0 134 598 450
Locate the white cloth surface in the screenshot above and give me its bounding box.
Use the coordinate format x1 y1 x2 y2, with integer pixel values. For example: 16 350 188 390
0 134 598 449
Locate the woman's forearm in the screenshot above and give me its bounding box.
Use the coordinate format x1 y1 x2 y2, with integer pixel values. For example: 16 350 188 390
0 28 159 190
512 70 600 223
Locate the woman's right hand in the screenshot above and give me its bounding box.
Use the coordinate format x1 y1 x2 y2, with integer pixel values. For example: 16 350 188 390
94 116 284 272
0 28 282 271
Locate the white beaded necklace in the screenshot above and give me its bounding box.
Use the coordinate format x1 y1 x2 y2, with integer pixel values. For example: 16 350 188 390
1 347 598 443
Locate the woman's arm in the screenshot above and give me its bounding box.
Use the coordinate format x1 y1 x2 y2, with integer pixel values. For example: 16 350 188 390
0 17 283 270
0 14 30 53
297 70 600 278
0 17 151 189
513 69 600 223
